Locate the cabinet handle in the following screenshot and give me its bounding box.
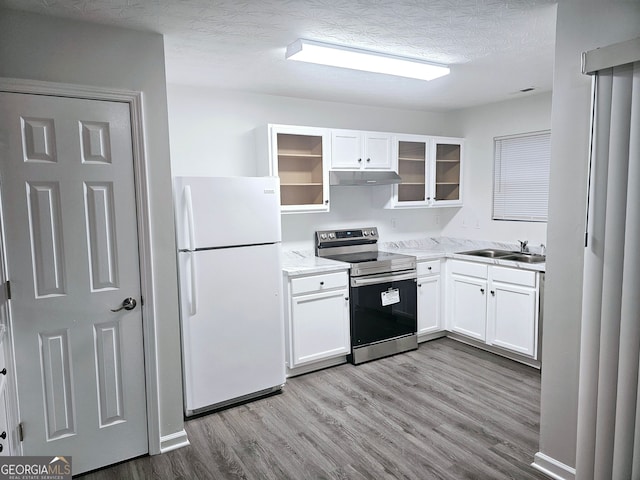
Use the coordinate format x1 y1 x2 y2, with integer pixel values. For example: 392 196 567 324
345 297 349 301
324 200 329 205
319 281 324 286
491 290 495 296
417 284 422 287
0 368 6 375
428 266 432 271
366 158 371 162
480 288 485 294
358 158 362 163
0 432 5 440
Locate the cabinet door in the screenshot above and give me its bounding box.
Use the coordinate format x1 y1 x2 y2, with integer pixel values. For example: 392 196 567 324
271 125 330 213
331 130 362 169
488 282 537 357
431 138 463 206
394 136 429 206
449 274 487 341
417 274 441 337
291 289 350 367
363 133 392 169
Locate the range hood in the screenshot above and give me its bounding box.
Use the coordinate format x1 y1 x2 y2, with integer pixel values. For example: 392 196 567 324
329 170 402 186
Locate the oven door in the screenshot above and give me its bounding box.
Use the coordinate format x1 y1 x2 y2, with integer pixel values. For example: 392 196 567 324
349 270 417 350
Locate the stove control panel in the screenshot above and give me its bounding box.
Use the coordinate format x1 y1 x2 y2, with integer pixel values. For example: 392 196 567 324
315 227 378 247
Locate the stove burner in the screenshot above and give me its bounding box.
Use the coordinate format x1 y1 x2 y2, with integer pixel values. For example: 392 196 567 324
315 227 416 276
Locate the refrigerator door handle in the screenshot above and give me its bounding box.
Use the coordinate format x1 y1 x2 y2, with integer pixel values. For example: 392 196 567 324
184 185 196 251
187 252 198 316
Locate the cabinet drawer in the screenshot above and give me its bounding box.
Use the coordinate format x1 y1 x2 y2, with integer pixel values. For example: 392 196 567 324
492 266 536 287
417 260 441 276
449 260 488 279
291 271 348 296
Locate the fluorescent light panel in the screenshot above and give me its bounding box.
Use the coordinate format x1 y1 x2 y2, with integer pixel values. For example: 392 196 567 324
285 39 449 81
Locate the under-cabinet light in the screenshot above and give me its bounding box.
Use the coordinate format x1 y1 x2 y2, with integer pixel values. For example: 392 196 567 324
285 39 450 81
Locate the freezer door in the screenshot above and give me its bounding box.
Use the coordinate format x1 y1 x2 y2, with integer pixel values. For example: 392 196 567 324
178 243 285 413
174 176 281 250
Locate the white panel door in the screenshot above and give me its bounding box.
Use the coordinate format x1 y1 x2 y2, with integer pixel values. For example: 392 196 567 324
0 93 147 474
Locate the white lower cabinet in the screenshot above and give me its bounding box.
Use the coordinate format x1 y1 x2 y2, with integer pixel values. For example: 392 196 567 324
449 260 488 341
448 260 539 360
417 260 443 339
449 274 488 341
487 267 538 357
285 270 350 374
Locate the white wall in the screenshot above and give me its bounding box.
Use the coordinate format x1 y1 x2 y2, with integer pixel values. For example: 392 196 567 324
167 85 553 250
442 93 552 246
0 8 185 450
538 0 640 473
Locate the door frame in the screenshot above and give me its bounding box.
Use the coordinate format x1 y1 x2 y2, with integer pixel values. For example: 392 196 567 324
0 77 163 455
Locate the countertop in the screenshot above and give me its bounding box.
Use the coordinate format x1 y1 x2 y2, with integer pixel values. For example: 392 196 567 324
282 237 545 276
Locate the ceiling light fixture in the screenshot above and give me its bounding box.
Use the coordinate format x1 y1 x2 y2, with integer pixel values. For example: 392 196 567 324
285 39 450 81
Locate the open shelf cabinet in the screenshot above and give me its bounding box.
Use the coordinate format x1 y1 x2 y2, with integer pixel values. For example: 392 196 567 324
262 125 331 213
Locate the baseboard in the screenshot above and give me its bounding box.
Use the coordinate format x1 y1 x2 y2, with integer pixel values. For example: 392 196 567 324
532 452 576 480
286 356 347 378
159 429 190 453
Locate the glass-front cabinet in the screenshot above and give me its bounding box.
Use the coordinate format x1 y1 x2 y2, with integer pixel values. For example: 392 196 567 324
389 135 463 208
433 137 463 205
396 134 428 205
266 125 331 213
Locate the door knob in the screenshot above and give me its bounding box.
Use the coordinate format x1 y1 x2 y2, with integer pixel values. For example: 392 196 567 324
111 297 137 312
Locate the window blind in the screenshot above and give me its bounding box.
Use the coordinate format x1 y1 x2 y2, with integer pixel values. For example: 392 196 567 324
493 131 551 222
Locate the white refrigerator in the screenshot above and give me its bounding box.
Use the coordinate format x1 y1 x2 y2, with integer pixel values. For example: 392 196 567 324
173 176 286 416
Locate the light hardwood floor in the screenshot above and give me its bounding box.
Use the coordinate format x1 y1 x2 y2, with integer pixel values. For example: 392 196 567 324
79 338 548 479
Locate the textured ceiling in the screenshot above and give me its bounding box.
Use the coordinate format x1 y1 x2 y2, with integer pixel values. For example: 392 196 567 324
0 0 558 111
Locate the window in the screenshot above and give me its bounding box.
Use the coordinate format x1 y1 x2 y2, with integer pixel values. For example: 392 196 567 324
493 131 551 222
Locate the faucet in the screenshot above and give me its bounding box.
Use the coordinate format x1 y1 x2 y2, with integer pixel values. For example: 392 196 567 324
518 240 529 253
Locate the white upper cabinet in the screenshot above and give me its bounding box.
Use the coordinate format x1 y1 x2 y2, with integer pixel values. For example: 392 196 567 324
257 124 463 212
432 136 463 206
259 124 331 214
382 134 464 209
331 129 392 170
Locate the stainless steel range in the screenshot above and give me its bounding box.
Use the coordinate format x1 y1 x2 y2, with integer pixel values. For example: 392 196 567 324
315 227 418 364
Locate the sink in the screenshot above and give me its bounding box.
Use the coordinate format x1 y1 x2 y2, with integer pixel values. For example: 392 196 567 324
458 249 546 264
457 249 514 258
501 253 546 263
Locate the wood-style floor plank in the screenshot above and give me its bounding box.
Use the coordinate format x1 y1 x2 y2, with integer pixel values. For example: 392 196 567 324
79 338 549 479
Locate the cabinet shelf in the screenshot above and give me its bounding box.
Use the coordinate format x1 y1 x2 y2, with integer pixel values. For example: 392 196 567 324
400 182 426 186
399 157 426 162
281 182 323 186
436 159 460 163
279 153 323 159
436 182 460 185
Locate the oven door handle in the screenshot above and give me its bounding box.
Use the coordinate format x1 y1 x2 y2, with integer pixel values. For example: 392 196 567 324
350 271 417 287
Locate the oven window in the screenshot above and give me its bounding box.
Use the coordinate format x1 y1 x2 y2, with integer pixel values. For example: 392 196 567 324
350 277 417 346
